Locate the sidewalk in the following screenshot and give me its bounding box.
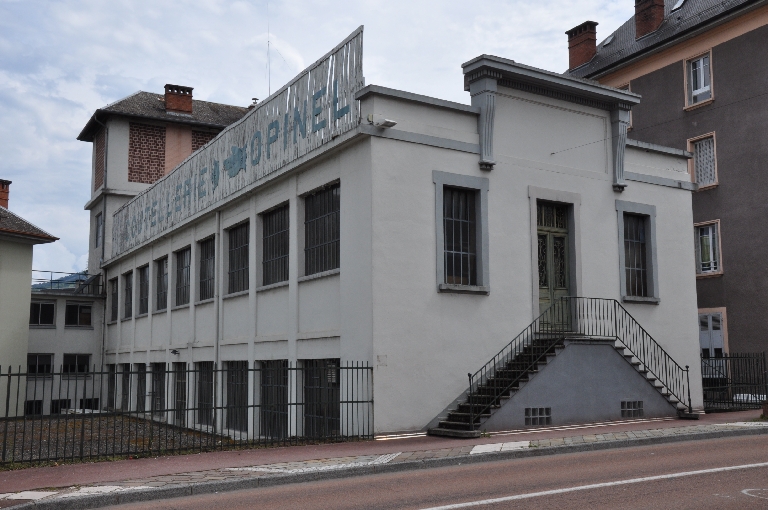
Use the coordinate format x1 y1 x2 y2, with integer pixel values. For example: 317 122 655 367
0 410 764 509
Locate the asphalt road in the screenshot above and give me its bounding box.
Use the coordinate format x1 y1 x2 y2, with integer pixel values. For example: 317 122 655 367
116 434 768 509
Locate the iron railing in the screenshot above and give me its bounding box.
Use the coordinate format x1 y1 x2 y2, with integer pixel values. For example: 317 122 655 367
0 362 372 465
467 297 692 430
701 353 767 411
31 270 103 295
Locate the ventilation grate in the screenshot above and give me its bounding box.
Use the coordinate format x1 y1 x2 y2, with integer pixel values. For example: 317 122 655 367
525 407 552 426
621 400 644 418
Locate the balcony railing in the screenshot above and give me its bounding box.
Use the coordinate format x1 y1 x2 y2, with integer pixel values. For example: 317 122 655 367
31 271 103 295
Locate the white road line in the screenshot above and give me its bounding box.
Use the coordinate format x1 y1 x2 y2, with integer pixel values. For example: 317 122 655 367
421 461 768 510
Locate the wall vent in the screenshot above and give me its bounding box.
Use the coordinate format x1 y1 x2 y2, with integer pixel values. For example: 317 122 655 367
525 407 552 426
621 400 644 418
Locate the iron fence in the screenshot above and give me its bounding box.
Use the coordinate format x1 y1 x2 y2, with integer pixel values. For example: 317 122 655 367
0 361 372 465
701 353 767 412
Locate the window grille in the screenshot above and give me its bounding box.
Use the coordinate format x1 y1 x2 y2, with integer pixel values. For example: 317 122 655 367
199 238 215 301
28 354 52 375
443 186 477 286
623 214 648 297
175 248 191 306
95 213 103 248
156 258 168 311
151 363 166 416
138 266 149 314
29 302 55 326
65 303 92 326
226 361 248 432
688 54 711 104
63 354 90 374
228 223 250 293
124 272 133 319
261 360 288 439
110 279 118 321
303 359 341 439
693 137 716 187
304 184 340 276
136 364 146 412
697 223 720 273
196 362 214 426
263 205 289 285
525 407 552 426
120 364 130 411
621 401 644 418
173 363 187 427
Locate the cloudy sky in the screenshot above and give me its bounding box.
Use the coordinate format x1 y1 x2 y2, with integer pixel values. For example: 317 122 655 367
0 0 634 273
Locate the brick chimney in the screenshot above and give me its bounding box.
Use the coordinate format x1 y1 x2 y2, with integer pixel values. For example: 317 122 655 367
164 84 194 113
0 179 11 209
566 21 598 70
635 0 665 39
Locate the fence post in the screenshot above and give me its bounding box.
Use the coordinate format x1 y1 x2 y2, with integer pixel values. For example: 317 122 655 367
468 373 474 432
79 373 87 460
685 365 692 414
2 366 11 463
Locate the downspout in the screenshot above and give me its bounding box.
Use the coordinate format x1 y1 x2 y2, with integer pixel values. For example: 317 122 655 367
215 211 221 368
92 111 109 370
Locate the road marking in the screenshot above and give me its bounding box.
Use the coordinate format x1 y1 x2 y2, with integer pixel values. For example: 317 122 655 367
743 489 768 500
421 461 768 509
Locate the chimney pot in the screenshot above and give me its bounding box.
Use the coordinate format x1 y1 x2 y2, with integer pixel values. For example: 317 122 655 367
635 0 665 39
164 84 194 113
566 21 599 70
0 179 11 209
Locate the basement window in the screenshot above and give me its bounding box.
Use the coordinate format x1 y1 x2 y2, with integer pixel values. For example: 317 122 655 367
525 407 552 426
621 401 644 418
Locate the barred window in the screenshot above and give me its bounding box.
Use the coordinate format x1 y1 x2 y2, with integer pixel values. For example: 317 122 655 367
693 136 716 187
623 214 648 297
136 363 146 412
124 272 133 319
226 361 248 432
199 238 215 300
110 278 118 321
65 303 92 326
263 205 289 285
305 184 340 276
138 265 149 315
196 361 214 426
156 257 168 311
696 222 720 274
443 186 477 286
176 247 191 306
228 223 249 294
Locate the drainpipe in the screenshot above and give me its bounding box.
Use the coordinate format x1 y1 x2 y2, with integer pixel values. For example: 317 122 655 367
92 111 109 370
215 211 221 368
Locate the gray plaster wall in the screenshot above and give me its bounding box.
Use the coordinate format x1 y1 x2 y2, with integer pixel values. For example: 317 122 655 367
481 340 678 431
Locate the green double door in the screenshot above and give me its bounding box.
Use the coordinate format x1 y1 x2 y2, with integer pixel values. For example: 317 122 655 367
537 202 570 318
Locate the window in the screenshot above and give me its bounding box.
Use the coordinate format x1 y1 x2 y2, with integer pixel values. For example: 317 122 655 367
110 278 118 322
228 223 249 293
107 364 116 409
199 238 215 300
138 266 149 314
65 303 92 327
120 363 131 411
196 361 214 426
616 201 659 303
621 401 644 418
25 400 42 416
173 362 187 427
51 399 71 414
260 360 288 439
303 359 341 438
226 361 248 432
696 221 721 275
136 363 146 412
304 184 340 276
150 363 166 416
28 354 52 376
124 272 133 318
263 205 289 285
690 134 717 188
175 247 191 306
94 213 103 248
525 407 552 426
63 354 90 374
29 302 55 326
156 257 168 311
686 53 712 106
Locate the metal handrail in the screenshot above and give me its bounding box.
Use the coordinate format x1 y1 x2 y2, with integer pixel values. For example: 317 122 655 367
467 297 692 430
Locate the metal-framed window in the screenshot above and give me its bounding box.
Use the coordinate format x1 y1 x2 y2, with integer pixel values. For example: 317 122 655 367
65 303 92 326
29 301 55 326
110 278 118 321
94 213 103 248
443 186 478 286
138 265 149 314
199 238 215 301
28 354 53 375
63 354 90 374
156 257 168 311
262 205 289 285
623 214 648 298
226 361 248 432
690 134 717 188
304 184 340 276
303 359 341 439
228 223 249 294
696 221 721 274
123 271 133 319
686 53 712 106
616 201 659 303
175 247 191 306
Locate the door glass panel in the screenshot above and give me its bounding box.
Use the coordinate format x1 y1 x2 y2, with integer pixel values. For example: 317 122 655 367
553 236 567 289
538 235 548 288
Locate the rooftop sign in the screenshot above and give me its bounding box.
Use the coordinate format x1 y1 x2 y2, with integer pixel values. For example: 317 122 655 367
112 27 364 258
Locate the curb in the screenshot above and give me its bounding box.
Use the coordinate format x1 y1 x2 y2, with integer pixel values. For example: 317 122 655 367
19 426 768 509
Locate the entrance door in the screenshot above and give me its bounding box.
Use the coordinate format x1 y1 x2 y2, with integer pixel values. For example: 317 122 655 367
537 202 570 317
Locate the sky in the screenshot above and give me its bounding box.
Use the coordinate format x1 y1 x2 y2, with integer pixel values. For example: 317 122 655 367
0 0 635 274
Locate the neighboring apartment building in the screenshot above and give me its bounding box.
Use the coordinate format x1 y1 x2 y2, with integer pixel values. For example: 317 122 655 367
565 0 768 356
0 181 57 416
96 29 703 436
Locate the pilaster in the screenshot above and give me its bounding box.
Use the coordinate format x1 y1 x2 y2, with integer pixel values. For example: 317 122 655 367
610 107 631 192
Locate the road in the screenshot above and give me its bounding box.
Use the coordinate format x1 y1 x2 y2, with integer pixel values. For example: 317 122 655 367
116 434 768 509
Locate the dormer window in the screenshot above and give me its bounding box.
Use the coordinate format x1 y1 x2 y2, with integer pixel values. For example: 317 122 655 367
686 53 712 106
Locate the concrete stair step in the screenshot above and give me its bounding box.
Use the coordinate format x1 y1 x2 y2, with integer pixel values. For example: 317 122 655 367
427 427 481 438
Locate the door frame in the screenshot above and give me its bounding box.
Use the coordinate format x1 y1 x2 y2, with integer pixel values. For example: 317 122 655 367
698 307 730 354
528 186 582 320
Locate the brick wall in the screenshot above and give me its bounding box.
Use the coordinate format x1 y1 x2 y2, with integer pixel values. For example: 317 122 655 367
94 128 105 191
192 130 217 152
129 123 166 184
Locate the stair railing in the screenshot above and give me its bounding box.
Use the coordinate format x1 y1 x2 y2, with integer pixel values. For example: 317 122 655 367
467 297 692 431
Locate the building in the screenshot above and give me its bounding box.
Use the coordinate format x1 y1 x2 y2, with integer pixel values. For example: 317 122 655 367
564 0 768 356
0 180 57 416
92 28 703 436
